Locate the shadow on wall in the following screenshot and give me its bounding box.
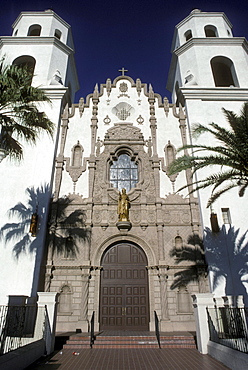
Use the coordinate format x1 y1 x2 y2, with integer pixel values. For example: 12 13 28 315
169 234 208 291
0 185 49 258
47 196 91 259
204 226 248 306
169 228 248 306
0 187 91 298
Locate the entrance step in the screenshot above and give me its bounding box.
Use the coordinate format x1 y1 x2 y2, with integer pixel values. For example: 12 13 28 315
63 334 91 349
63 332 196 349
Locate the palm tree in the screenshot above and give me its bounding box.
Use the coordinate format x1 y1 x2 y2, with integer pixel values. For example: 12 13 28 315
168 103 248 207
0 61 54 160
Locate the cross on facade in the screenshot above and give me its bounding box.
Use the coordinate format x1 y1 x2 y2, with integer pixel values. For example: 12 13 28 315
118 67 128 76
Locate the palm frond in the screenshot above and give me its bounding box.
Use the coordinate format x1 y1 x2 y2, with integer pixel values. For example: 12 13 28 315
168 103 248 206
0 62 54 160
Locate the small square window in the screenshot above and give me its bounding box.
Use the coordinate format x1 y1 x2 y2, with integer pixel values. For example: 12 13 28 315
221 208 231 224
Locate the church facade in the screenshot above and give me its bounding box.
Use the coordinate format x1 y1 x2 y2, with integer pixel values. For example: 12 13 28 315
0 9 247 333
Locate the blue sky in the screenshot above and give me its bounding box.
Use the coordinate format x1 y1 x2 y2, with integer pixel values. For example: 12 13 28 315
0 0 247 103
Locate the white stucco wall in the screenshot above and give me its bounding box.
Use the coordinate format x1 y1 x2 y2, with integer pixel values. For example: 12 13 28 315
0 10 77 304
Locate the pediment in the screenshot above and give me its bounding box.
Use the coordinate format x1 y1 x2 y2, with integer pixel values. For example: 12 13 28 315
164 193 189 204
104 123 144 142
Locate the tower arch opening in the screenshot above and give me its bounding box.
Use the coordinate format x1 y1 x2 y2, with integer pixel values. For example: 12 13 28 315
184 30 192 41
204 25 218 37
28 24 41 36
54 29 62 40
12 55 36 82
211 56 239 87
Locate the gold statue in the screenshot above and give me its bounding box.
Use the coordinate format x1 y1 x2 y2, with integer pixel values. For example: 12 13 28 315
118 188 130 222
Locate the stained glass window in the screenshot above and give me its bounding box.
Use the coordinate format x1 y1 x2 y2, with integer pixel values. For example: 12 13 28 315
110 154 138 192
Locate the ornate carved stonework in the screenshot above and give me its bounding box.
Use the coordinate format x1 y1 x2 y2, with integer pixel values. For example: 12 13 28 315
47 73 205 335
103 115 111 125
147 211 156 224
93 211 102 224
136 115 144 125
118 82 130 98
131 210 141 224
112 103 133 120
105 123 144 142
108 210 118 224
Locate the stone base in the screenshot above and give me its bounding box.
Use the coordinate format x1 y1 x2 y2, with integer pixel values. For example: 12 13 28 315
116 221 132 231
160 319 196 332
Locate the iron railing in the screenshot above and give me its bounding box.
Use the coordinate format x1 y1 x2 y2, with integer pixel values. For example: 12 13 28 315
90 311 95 348
207 307 248 353
154 311 161 348
0 305 47 355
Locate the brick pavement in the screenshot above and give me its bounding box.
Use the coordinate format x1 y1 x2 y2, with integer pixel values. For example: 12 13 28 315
28 348 230 370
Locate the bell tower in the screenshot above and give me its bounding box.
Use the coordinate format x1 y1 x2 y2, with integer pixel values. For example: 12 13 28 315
1 9 79 105
167 9 248 105
0 10 79 304
167 9 248 271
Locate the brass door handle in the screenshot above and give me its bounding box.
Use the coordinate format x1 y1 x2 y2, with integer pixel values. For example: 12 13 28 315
122 307 126 315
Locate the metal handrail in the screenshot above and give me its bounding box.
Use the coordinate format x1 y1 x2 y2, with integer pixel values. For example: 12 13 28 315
90 311 95 348
0 305 46 355
207 307 248 353
154 311 161 349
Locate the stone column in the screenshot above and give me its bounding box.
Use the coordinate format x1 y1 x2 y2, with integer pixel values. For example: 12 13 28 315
159 267 169 321
37 292 58 355
192 293 214 354
157 224 165 261
80 271 91 332
173 104 200 234
53 104 75 200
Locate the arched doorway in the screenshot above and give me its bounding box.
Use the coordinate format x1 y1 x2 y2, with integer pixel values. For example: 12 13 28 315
100 242 149 330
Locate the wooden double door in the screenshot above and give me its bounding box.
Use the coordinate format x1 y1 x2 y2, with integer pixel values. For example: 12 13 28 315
100 243 149 330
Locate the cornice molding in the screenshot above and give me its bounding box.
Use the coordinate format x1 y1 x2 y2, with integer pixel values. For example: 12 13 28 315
180 87 248 101
42 87 68 99
175 11 232 30
0 36 74 56
174 37 248 56
12 10 71 30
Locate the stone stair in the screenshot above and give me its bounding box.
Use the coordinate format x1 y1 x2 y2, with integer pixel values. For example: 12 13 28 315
63 332 196 349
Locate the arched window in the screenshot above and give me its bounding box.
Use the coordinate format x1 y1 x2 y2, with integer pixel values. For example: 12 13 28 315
54 29 62 40
184 30 192 41
204 25 218 37
175 236 183 249
12 56 36 83
175 236 183 258
28 24 41 36
110 153 138 192
165 141 176 167
211 56 239 87
71 142 83 167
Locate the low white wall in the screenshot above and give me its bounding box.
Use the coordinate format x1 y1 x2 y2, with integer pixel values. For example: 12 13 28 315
0 339 45 370
208 341 248 370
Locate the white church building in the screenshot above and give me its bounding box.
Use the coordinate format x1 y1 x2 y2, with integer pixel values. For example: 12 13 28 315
0 9 247 333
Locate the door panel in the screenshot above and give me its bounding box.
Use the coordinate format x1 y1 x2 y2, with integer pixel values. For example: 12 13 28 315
100 243 149 330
